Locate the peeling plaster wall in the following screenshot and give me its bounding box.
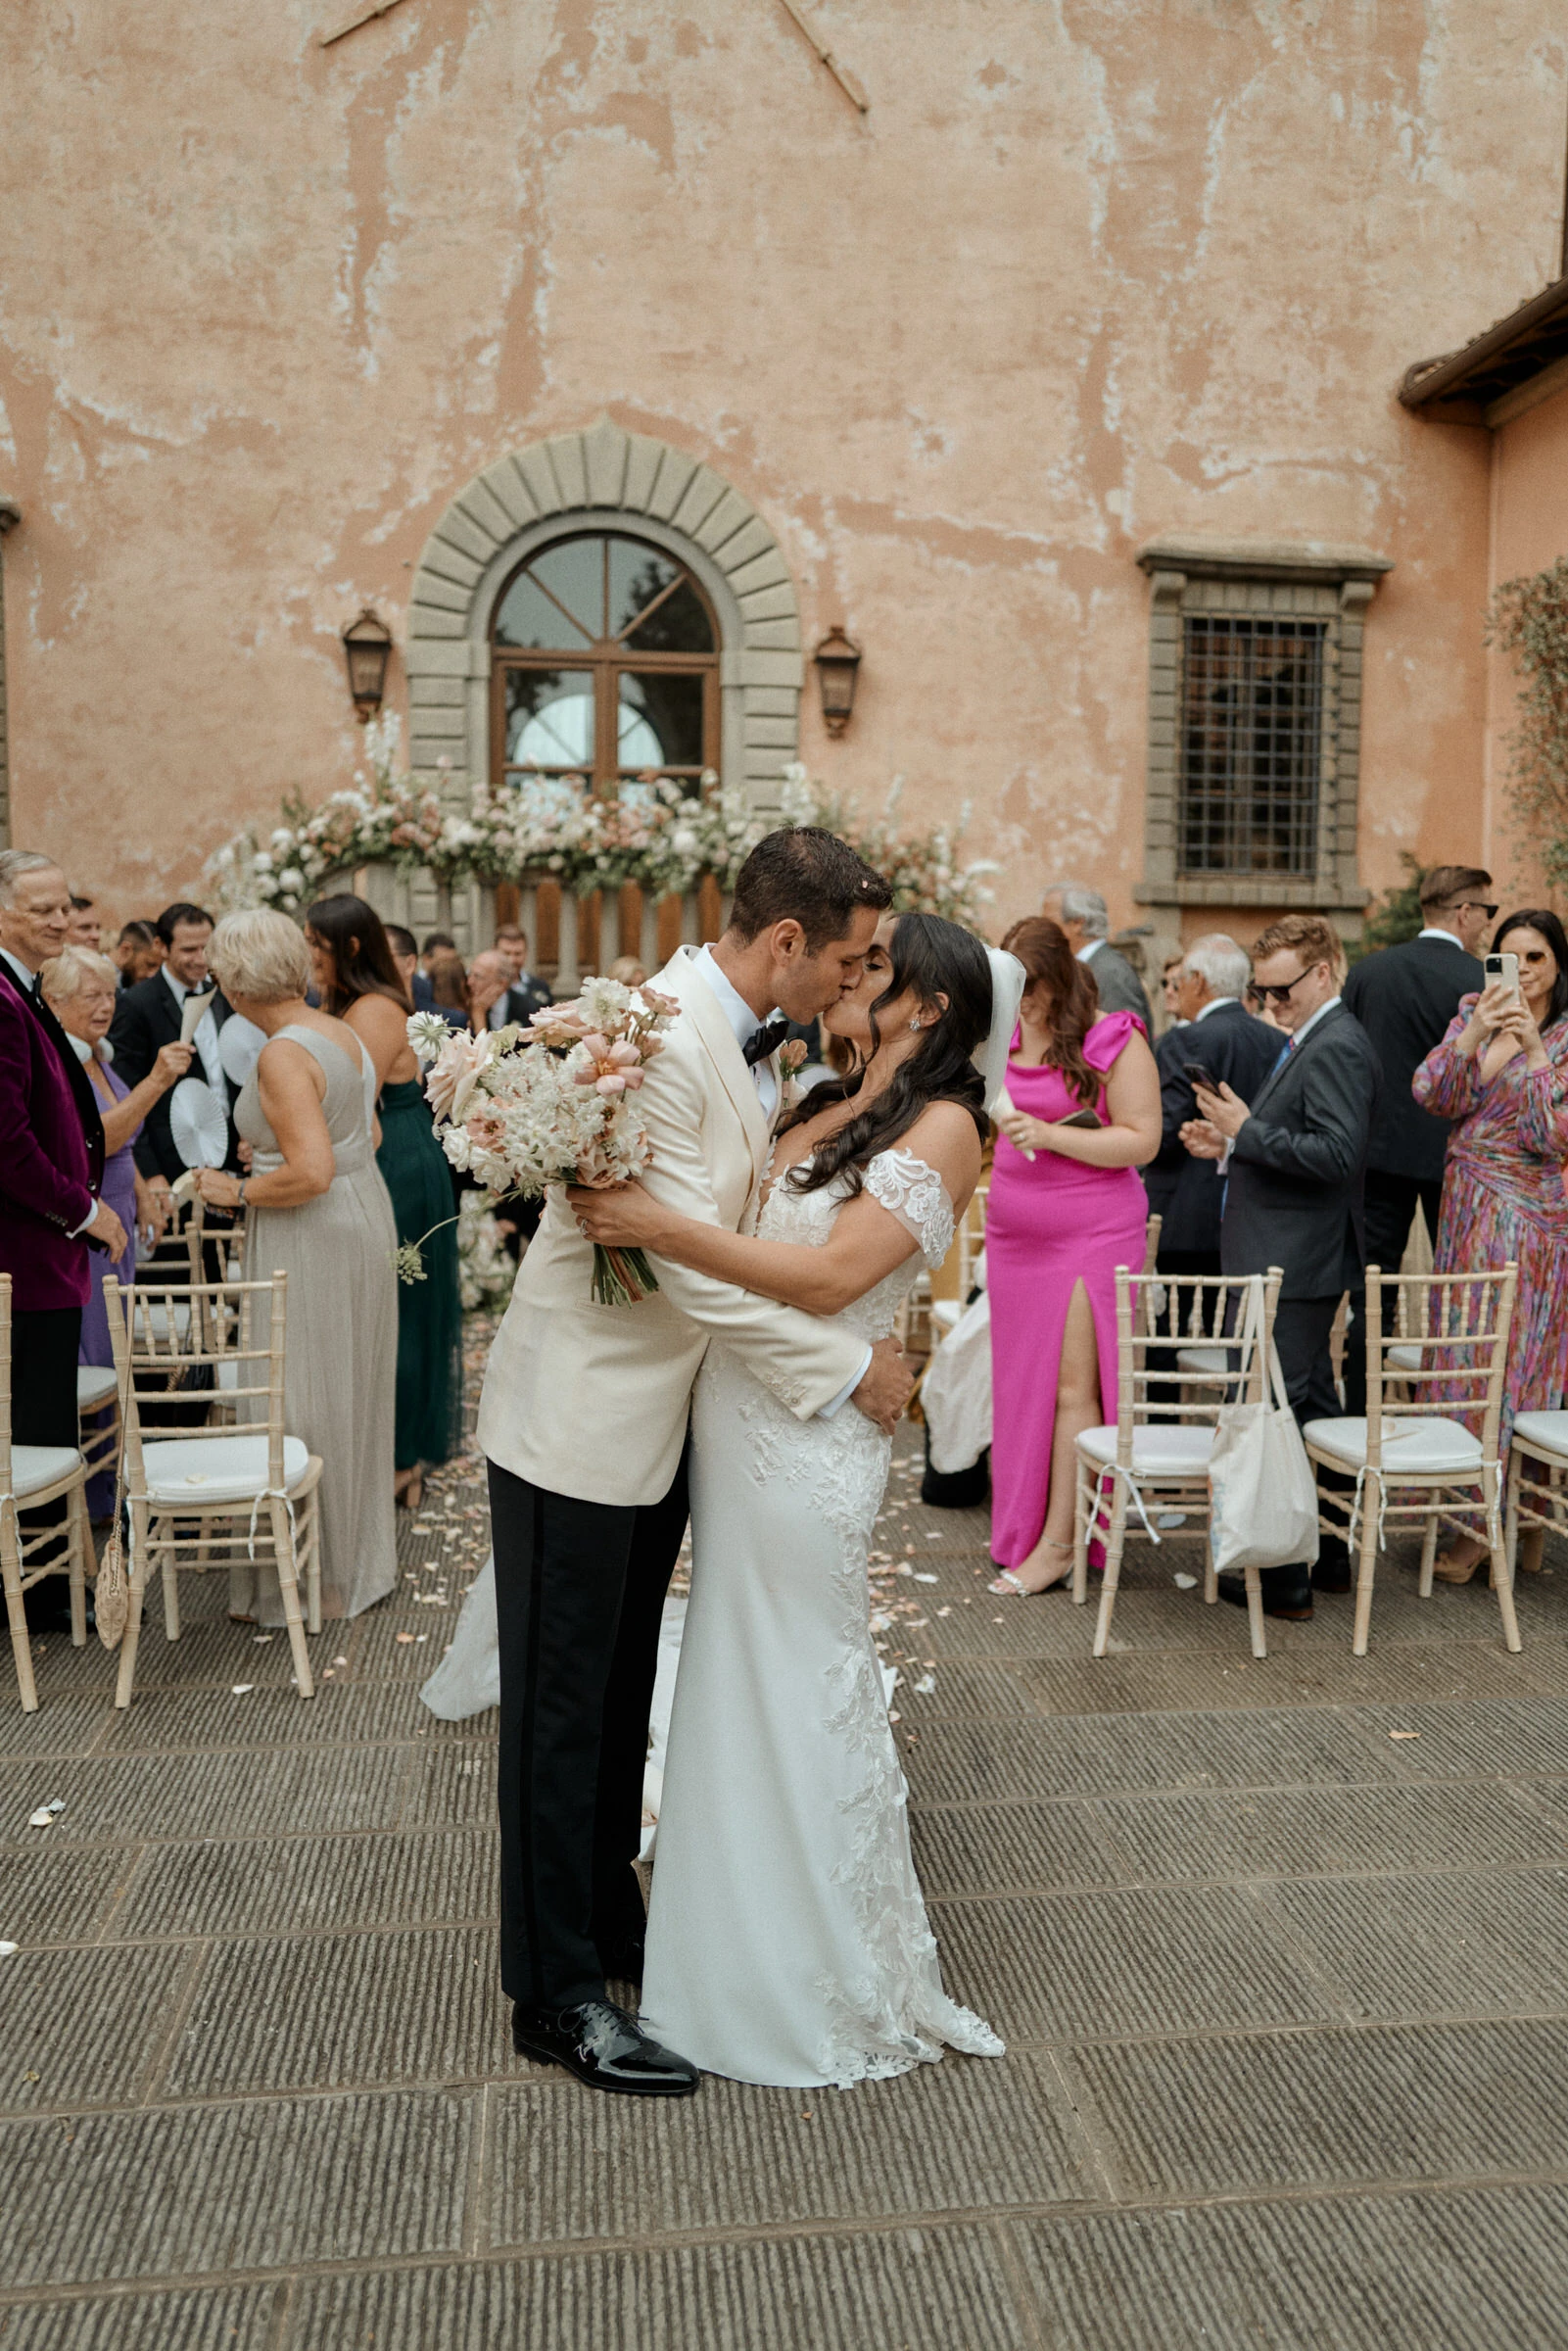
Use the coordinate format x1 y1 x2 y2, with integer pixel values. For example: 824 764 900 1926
0 0 1562 936
1484 385 1568 893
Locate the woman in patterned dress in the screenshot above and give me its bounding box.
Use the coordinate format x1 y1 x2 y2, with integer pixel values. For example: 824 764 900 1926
1411 909 1568 1582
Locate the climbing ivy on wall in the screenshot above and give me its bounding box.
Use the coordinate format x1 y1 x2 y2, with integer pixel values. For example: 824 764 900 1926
1488 553 1568 892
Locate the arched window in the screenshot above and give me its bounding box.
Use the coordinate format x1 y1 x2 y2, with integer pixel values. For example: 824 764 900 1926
491 530 720 797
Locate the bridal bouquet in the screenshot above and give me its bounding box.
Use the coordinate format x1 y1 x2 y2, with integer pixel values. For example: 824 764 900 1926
406 975 681 1307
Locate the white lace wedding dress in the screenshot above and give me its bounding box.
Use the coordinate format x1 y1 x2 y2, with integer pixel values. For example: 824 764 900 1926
639 1146 1004 2087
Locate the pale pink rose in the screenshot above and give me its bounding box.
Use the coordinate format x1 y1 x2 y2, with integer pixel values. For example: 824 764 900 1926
523 1005 594 1047
638 986 679 1017
426 1029 493 1124
465 1106 508 1151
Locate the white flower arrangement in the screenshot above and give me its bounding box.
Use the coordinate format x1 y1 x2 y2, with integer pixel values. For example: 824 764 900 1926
206 725 997 931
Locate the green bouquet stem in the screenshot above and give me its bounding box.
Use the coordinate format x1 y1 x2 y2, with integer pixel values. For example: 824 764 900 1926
592 1244 661 1308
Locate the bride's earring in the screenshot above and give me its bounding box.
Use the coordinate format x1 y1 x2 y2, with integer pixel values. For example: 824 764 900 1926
909 1017 923 1032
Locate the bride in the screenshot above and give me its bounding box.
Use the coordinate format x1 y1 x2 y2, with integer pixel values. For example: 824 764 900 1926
571 911 1020 2088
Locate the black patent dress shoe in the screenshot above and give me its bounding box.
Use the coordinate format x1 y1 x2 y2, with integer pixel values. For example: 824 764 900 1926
1216 1568 1313 1621
1311 1556 1352 1596
511 1998 698 2095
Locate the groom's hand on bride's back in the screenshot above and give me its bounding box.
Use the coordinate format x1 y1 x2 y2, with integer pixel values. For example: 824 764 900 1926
852 1336 913 1436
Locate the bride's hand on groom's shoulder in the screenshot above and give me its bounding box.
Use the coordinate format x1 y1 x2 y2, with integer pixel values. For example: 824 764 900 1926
566 1178 664 1247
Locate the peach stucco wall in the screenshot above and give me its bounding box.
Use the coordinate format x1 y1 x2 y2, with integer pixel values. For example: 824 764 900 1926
2 0 1565 939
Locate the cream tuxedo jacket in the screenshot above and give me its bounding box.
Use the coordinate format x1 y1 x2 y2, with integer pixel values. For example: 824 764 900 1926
477 945 870 1507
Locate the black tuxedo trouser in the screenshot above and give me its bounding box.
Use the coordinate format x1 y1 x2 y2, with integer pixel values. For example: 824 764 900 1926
1273 1294 1350 1574
1341 1171 1446 1418
488 1447 689 2011
15 1307 82 1617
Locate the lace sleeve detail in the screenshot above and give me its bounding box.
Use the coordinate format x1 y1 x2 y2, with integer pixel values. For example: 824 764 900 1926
863 1148 954 1266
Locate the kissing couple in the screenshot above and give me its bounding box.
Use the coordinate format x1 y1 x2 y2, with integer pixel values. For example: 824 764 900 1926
471 825 1022 2094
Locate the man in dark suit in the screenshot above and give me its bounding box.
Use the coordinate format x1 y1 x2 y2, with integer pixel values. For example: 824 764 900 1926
1184 913 1379 1620
1339 864 1492 1415
0 852 121 1632
1042 883 1154 1032
108 901 239 1208
491 924 553 1029
1146 934 1282 1274
386 924 431 1010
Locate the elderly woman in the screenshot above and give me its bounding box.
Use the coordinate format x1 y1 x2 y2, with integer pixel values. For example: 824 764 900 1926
41 946 192 1507
194 909 398 1623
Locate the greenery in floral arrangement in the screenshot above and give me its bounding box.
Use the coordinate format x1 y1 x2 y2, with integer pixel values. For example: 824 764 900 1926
207 727 999 931
1487 554 1568 892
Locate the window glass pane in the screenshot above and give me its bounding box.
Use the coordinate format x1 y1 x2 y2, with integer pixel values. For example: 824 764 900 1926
1177 615 1324 876
504 668 594 769
618 671 704 771
528 540 604 639
624 575 714 652
494 571 592 651
608 539 680 637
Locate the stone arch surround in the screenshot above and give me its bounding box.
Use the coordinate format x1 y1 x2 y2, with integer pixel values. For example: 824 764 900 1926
404 418 804 812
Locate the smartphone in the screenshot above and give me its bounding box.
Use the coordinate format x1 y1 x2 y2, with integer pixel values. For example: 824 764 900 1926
1484 950 1520 999
1182 1060 1220 1093
1054 1108 1104 1130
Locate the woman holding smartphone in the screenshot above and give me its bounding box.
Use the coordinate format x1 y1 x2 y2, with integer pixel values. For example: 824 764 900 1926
1412 908 1568 1582
987 917 1161 1594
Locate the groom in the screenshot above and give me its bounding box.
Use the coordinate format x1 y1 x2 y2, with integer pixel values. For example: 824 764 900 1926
478 827 909 2093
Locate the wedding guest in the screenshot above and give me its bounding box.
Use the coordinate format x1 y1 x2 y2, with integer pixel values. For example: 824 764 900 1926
986 916 1160 1595
1412 907 1568 1584
427 947 470 1032
1146 936 1279 1282
195 909 398 1623
1183 913 1378 1619
110 901 238 1228
0 853 120 1631
305 893 462 1511
67 894 103 950
420 930 456 979
40 945 190 1511
1340 864 1491 1415
386 923 428 1009
488 929 553 1028
115 921 163 988
608 955 648 988
1159 952 1188 1030
1040 882 1154 1032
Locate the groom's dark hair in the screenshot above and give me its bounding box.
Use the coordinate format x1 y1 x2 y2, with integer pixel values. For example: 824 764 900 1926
728 827 891 953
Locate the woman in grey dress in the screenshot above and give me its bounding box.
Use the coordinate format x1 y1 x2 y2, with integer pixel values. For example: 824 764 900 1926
196 908 399 1623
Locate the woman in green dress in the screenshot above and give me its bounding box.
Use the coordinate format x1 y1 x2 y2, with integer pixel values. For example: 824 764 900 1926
307 893 463 1511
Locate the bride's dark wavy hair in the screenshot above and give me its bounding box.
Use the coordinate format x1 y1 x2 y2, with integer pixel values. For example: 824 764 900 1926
776 911 991 1197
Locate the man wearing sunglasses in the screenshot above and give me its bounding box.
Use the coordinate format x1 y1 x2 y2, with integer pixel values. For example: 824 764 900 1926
1181 913 1379 1619
1338 865 1491 1414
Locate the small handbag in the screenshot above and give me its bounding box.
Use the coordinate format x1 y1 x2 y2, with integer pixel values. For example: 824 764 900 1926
1208 1286 1320 1576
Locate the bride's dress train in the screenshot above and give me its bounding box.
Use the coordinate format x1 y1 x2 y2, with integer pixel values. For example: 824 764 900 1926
639 1146 1003 2087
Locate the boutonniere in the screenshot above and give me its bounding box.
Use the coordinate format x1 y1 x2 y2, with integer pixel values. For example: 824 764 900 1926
779 1039 808 1079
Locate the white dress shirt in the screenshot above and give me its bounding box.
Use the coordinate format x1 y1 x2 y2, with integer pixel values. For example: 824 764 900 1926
1417 927 1467 947
1194 993 1240 1022
162 969 226 1093
694 944 869 1418
1075 937 1106 965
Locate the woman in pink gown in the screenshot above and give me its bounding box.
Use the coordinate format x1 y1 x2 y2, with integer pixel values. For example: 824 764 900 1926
986 919 1161 1593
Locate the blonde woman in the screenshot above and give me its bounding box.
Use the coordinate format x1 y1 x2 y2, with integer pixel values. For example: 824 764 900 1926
195 909 398 1622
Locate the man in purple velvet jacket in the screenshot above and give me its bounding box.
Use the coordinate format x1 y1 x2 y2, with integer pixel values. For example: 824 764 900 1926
0 851 124 1634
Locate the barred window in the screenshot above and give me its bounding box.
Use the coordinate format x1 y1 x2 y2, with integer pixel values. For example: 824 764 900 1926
1177 615 1326 876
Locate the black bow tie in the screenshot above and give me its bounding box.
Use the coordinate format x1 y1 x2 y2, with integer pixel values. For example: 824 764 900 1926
742 1014 791 1068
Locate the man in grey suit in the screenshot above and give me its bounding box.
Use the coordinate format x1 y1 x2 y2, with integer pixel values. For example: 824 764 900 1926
1183 913 1379 1620
1042 883 1153 1032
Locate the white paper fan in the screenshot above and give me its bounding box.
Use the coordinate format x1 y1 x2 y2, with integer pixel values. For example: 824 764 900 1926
169 1077 228 1169
218 1015 266 1088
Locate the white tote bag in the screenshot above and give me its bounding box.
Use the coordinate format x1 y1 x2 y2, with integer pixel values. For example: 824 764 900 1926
1208 1289 1320 1575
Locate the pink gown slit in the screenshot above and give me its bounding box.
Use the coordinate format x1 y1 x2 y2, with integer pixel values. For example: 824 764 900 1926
986 1011 1150 1569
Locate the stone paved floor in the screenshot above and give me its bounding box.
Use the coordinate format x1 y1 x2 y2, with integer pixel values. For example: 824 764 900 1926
6 1411 1568 2348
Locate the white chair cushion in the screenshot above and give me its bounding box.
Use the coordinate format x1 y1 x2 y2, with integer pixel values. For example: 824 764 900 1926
139 1299 192 1344
1078 1422 1215 1476
1176 1346 1230 1376
76 1366 119 1411
1513 1411 1568 1462
1387 1342 1425 1373
1303 1415 1484 1474
11 1445 84 1500
140 1434 310 1507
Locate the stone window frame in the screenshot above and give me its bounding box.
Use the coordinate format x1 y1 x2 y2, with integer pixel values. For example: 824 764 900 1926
404 418 804 819
1133 537 1393 919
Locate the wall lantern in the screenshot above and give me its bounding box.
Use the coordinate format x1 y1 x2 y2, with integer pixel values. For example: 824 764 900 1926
812 625 862 738
342 606 393 721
